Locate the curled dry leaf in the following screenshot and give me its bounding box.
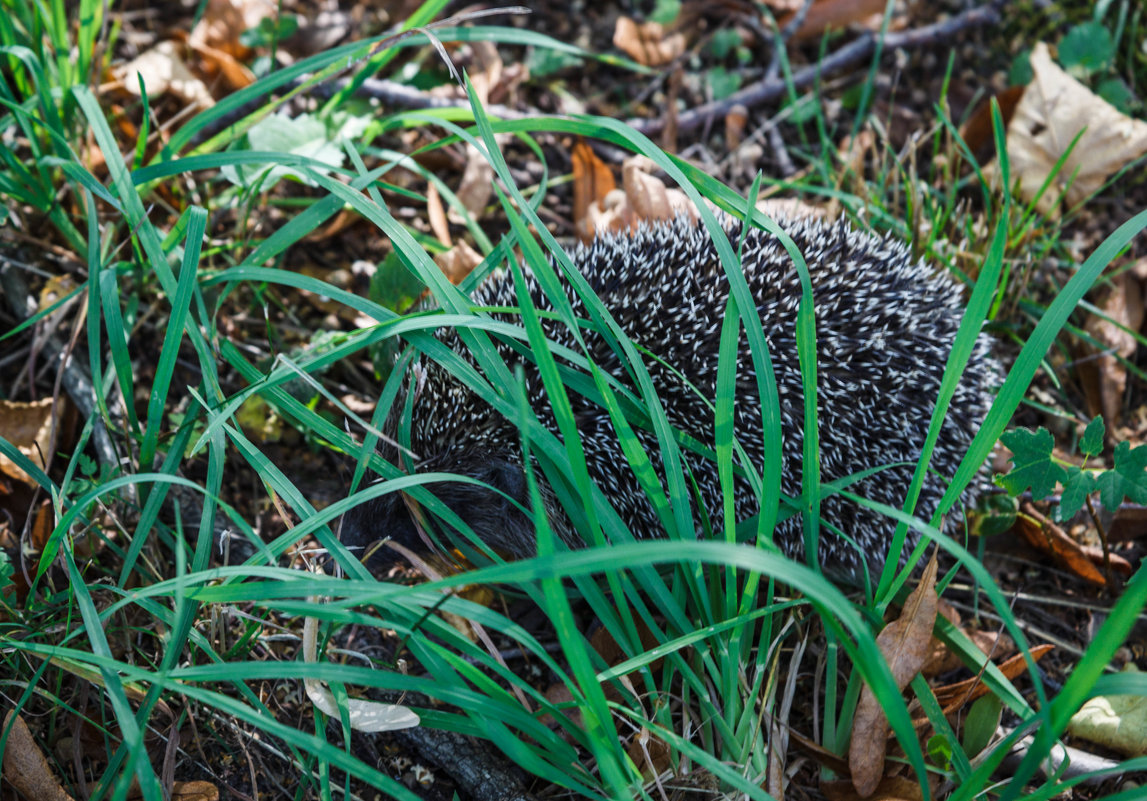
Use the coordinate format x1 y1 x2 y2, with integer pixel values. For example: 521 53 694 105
585 155 699 236
931 643 1054 713
1017 502 1107 586
613 17 685 67
849 554 939 797
572 140 616 243
1 711 74 801
116 41 214 109
998 42 1147 214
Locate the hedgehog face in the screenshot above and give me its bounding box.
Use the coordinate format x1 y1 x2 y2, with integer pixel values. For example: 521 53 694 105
339 448 551 568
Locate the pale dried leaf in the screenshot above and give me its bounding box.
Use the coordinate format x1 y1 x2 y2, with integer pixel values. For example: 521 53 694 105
613 17 685 67
302 608 419 732
434 241 483 285
453 145 495 222
849 554 938 797
116 41 214 109
1003 42 1147 214
1068 664 1147 757
0 399 54 486
427 183 451 247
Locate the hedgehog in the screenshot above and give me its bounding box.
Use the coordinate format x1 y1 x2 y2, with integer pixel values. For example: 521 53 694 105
339 214 997 584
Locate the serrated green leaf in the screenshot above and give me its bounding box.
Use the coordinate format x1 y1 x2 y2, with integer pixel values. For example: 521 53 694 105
1056 466 1095 521
1080 415 1105 457
1095 441 1147 510
996 428 1067 500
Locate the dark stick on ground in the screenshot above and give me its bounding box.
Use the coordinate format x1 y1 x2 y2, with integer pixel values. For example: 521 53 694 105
629 1 1004 138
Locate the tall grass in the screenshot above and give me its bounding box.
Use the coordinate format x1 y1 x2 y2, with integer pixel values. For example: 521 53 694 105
1 2 1146 800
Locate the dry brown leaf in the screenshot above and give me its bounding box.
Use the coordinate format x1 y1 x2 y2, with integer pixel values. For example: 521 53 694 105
1017 503 1107 586
613 17 685 67
170 782 221 801
1001 42 1147 214
725 104 749 151
572 140 616 243
622 155 697 224
849 554 939 797
187 39 255 91
434 241 483 285
785 0 889 43
1080 274 1143 427
453 149 495 223
426 183 451 248
932 643 1054 713
822 775 927 801
1 711 74 801
958 86 1025 161
466 40 502 106
0 399 54 486
116 41 214 109
626 727 672 780
189 0 275 59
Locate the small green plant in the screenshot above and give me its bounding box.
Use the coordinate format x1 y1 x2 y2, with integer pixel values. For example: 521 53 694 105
996 415 1147 523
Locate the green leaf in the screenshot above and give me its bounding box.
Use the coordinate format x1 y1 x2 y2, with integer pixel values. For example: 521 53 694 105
1096 77 1134 112
1095 441 1147 510
927 733 953 770
220 110 372 189
650 0 681 24
706 66 741 101
1056 467 1095 521
996 428 1067 500
1080 415 1105 457
1058 21 1114 77
707 29 742 60
1008 49 1032 86
962 695 1001 758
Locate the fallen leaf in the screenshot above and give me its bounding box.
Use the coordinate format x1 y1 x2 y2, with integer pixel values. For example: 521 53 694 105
931 643 1054 712
998 42 1147 214
622 155 697 224
116 41 214 109
784 0 890 43
613 17 685 67
572 140 616 242
434 241 483 285
1017 503 1106 586
850 554 939 797
427 183 451 247
0 399 54 486
1068 663 1147 756
189 0 275 59
1 711 74 801
453 148 495 222
1079 273 1143 427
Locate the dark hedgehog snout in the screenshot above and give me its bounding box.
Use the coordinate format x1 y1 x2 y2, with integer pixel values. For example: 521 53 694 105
339 452 554 568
